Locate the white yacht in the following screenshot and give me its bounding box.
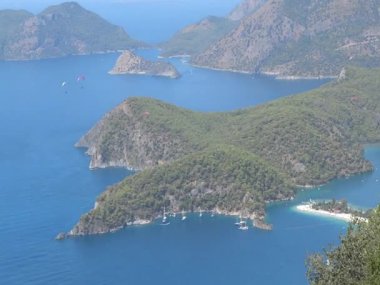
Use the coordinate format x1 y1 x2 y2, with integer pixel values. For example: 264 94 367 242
181 210 187 221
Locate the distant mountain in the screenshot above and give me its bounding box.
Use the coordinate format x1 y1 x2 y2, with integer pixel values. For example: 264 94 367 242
109 50 180 78
159 0 267 58
227 0 266 21
0 2 143 60
159 16 238 57
192 0 380 78
70 67 380 236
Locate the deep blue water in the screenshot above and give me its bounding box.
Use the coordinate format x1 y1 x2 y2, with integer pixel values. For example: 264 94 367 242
1 2 380 284
1 51 379 285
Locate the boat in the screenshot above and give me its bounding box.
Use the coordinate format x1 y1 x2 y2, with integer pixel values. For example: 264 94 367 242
161 206 170 225
181 210 187 221
238 220 249 231
235 215 243 226
199 209 203 217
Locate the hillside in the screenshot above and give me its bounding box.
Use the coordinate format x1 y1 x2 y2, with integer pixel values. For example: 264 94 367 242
159 0 266 58
307 207 380 285
71 67 380 235
71 146 293 235
0 2 143 60
192 0 380 78
159 16 237 57
227 0 266 21
109 50 180 78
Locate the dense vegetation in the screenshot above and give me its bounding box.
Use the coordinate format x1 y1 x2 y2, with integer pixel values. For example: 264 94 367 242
307 207 380 285
71 146 293 235
311 199 369 218
0 2 143 60
73 67 380 235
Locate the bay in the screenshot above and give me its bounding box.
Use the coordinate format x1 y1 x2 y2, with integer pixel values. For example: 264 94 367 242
0 1 379 284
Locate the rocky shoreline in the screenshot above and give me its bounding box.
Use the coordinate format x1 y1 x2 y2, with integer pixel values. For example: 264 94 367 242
57 209 272 239
190 62 338 80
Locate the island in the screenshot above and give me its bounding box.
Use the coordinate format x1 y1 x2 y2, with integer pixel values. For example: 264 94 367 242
109 50 180 79
68 67 380 236
0 2 143 61
296 199 369 222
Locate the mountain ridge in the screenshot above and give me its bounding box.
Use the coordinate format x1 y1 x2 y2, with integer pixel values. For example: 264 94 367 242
183 0 380 78
0 1 144 61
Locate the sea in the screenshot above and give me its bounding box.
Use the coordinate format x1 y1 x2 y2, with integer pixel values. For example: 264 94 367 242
0 1 379 284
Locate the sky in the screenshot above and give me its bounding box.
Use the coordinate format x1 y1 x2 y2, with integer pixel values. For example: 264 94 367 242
0 0 241 43
0 0 240 13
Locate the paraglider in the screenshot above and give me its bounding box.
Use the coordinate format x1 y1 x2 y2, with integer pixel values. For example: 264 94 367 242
61 81 68 94
76 75 86 82
76 75 86 88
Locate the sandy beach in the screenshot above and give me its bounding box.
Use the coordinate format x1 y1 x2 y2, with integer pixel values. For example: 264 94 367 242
295 204 359 222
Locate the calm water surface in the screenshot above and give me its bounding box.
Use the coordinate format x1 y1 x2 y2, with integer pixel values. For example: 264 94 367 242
1 2 380 285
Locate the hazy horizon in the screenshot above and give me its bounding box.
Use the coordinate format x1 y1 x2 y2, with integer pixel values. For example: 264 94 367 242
0 0 241 43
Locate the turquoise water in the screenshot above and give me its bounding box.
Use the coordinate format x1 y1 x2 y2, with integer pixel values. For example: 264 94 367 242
1 1 380 284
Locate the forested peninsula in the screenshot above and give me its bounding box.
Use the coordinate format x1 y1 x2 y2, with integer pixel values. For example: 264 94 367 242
70 67 380 236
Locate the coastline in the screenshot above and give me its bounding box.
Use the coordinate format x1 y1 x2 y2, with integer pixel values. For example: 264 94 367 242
64 208 272 238
261 71 337 80
295 203 367 222
190 62 336 80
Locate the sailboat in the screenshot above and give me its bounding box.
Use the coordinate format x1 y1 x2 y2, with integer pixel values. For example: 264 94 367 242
235 214 243 226
181 210 187 221
199 208 203 217
238 218 249 230
161 206 170 225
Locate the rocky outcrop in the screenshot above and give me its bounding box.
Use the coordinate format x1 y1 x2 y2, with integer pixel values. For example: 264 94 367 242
0 2 143 61
192 0 380 78
109 50 180 78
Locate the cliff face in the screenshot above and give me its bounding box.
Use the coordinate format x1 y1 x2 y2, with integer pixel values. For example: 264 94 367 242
192 0 380 77
0 2 143 61
109 50 180 78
